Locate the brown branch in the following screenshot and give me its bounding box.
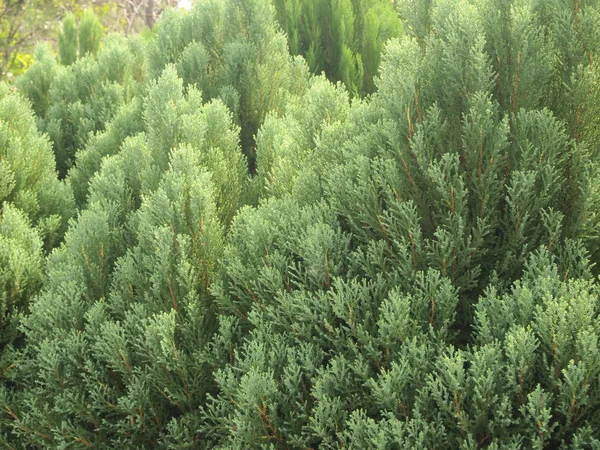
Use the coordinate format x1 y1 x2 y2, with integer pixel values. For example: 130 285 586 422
511 51 521 115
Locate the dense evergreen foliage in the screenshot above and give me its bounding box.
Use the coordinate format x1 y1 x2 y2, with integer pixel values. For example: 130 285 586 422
272 0 402 96
1 0 600 448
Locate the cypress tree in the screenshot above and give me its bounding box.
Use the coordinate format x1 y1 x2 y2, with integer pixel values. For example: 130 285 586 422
0 204 43 359
0 86 74 248
202 0 600 447
0 87 74 446
2 65 247 448
78 10 104 58
58 13 78 67
15 43 57 120
255 75 352 202
273 0 402 96
2 0 600 448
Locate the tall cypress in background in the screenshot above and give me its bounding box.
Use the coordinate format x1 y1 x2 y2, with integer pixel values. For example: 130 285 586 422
273 0 402 96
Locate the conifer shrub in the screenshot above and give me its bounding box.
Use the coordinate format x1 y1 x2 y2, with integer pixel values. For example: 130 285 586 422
68 97 145 206
0 86 74 248
19 13 142 180
18 1 306 193
0 204 43 357
201 0 600 447
15 43 58 120
255 75 352 202
273 0 402 96
0 87 74 444
1 66 247 448
143 0 307 173
43 57 125 178
2 0 600 448
58 13 78 67
78 10 104 58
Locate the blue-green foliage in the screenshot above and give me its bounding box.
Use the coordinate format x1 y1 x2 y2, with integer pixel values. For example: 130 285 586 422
19 15 144 180
0 87 74 438
0 86 74 248
58 13 78 67
2 65 246 448
145 0 306 173
0 204 43 355
201 0 600 447
78 10 104 58
2 0 600 448
255 75 352 202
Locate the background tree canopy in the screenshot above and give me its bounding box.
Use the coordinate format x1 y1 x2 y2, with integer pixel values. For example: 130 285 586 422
0 0 179 79
1 0 600 448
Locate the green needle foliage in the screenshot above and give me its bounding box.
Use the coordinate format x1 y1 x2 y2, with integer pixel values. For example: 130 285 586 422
0 85 74 432
0 85 74 249
58 13 78 67
78 10 104 58
1 0 600 448
273 0 403 96
0 204 43 357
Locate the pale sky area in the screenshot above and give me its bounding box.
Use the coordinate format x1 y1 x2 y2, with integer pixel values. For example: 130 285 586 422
178 0 192 9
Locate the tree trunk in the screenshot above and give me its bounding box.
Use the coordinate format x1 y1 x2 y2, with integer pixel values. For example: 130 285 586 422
145 0 156 29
